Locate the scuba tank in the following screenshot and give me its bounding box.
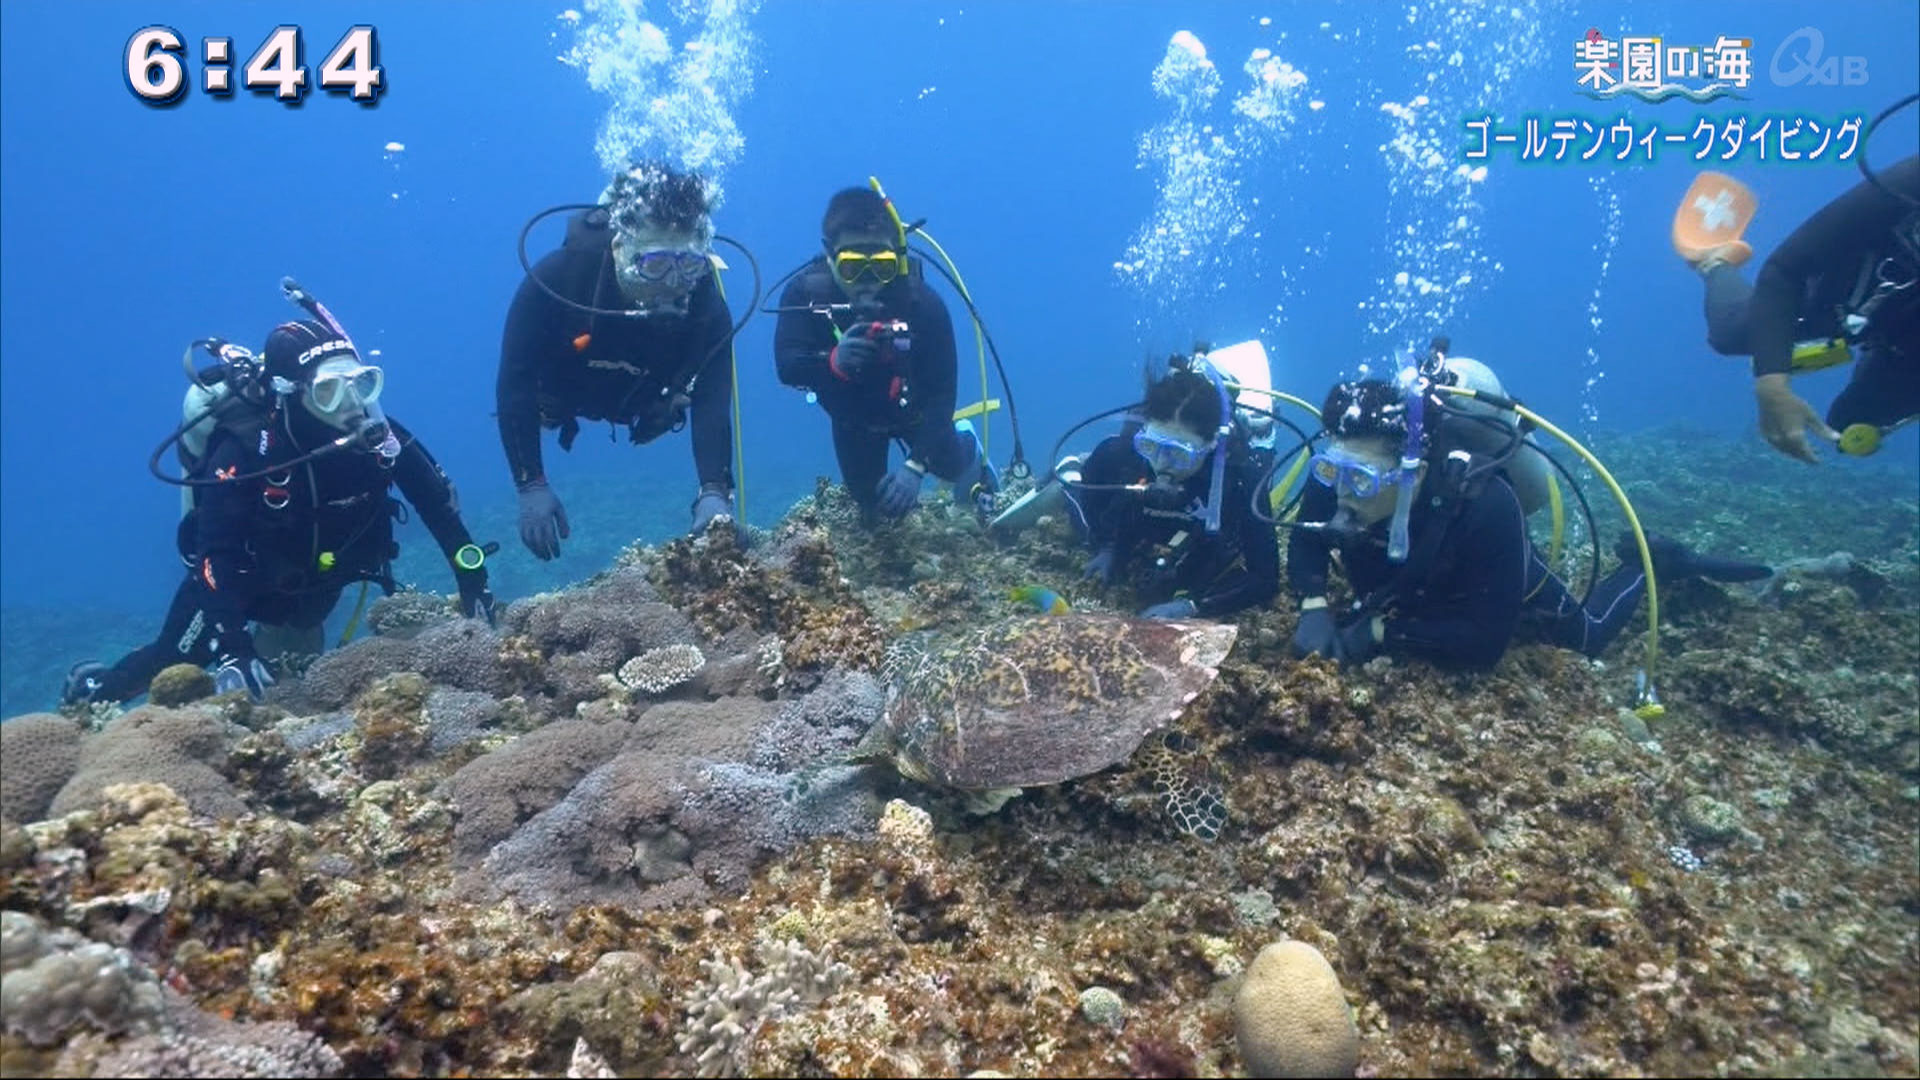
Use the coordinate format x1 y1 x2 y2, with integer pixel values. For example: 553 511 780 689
1431 355 1553 516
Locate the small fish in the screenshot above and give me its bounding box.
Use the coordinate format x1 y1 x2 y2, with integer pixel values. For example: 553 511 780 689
1010 585 1069 615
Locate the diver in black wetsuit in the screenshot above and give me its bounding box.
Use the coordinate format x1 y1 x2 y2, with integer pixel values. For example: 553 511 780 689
1287 378 1770 670
1682 154 1920 462
1071 361 1279 620
773 187 994 521
63 321 493 706
500 162 738 559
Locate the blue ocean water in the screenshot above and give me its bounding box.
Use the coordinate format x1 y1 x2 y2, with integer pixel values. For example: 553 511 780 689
2 0 1915 718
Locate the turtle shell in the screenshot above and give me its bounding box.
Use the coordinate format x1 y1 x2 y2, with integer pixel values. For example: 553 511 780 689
859 614 1237 789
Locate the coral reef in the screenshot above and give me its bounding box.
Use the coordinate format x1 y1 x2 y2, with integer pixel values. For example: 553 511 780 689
676 936 852 1077
146 664 215 708
617 643 707 696
0 712 83 825
50 706 245 820
1233 939 1359 1077
3 435 1914 1079
0 909 168 1046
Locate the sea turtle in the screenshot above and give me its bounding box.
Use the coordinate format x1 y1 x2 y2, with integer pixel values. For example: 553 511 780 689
851 613 1237 790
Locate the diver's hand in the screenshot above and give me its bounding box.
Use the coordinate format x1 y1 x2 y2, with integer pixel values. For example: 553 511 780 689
1290 606 1339 659
1140 598 1198 620
875 460 927 518
457 573 496 627
1335 615 1385 667
1755 374 1838 464
829 330 883 382
517 479 571 560
691 485 737 536
213 652 275 701
1082 547 1119 585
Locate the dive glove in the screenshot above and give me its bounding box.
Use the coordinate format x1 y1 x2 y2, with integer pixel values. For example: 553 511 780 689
457 575 497 627
876 459 927 518
214 653 276 702
1141 598 1199 620
690 484 736 536
829 329 883 382
61 661 111 707
517 479 570 561
1334 615 1385 667
1290 607 1339 659
1082 546 1120 585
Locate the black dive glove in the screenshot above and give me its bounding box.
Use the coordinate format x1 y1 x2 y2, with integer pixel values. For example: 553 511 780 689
457 573 496 627
1083 546 1119 585
517 479 570 561
1291 607 1339 659
829 329 883 382
1335 615 1384 666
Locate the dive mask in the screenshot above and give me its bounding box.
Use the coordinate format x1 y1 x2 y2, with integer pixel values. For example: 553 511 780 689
308 363 383 415
613 239 710 315
1133 427 1212 478
1309 448 1413 499
832 248 905 286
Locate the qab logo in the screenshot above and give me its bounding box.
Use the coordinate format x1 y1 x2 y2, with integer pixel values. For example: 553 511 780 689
1770 27 1869 87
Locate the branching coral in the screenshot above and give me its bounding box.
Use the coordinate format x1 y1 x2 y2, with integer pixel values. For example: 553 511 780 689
675 937 852 1078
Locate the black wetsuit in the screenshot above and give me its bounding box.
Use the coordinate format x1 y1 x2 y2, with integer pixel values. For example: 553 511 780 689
1071 431 1279 618
87 415 486 703
1288 477 1644 670
1704 155 1920 430
498 209 735 490
773 259 971 509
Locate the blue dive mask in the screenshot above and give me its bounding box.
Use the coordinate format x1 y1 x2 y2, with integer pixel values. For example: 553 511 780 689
1309 448 1415 500
1132 427 1212 477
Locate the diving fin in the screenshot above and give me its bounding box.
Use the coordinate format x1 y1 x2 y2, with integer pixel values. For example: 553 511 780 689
1673 172 1757 269
1624 533 1773 584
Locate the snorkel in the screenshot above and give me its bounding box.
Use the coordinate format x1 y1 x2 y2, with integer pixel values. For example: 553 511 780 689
1386 360 1427 562
1196 355 1234 535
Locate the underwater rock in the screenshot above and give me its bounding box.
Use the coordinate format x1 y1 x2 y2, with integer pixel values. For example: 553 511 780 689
351 672 432 781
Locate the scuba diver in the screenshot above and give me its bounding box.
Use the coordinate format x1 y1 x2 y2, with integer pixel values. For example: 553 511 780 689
1672 146 1919 463
772 186 997 522
502 161 742 559
1068 354 1279 620
63 316 495 706
1287 370 1771 670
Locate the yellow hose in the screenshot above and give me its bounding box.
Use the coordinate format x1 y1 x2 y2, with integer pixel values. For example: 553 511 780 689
868 176 993 459
912 228 992 458
712 264 746 525
338 582 370 647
